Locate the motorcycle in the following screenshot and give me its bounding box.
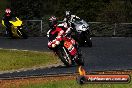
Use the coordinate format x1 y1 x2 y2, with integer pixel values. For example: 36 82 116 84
49 36 84 67
71 18 92 47
2 17 28 39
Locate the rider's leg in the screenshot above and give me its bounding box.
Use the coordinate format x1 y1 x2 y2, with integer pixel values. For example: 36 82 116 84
5 22 13 37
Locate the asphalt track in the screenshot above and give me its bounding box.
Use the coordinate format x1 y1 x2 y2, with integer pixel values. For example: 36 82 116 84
0 37 132 79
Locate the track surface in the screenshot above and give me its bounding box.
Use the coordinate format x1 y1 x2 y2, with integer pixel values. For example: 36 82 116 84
0 37 132 78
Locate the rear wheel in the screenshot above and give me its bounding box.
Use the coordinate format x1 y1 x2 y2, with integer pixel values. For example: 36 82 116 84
86 36 92 47
84 32 92 47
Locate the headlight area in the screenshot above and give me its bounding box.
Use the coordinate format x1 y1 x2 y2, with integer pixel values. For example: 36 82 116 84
17 26 23 30
81 25 87 31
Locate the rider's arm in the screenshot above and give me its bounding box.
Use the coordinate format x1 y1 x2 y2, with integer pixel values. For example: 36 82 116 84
71 15 80 22
57 29 64 41
75 16 80 19
71 15 80 19
63 18 67 22
47 29 51 38
64 27 72 37
48 29 64 48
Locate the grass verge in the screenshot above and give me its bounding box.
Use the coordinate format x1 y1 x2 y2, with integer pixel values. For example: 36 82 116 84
0 49 59 71
20 80 132 88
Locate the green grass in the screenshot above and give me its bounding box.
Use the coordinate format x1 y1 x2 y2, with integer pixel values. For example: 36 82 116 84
19 79 132 88
0 49 59 71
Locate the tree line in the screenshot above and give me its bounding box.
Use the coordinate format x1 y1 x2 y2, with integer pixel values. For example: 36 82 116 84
10 0 132 23
9 0 132 37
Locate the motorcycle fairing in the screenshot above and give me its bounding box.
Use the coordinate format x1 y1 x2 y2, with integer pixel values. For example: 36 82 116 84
64 41 77 56
64 41 72 49
74 19 89 33
9 17 22 27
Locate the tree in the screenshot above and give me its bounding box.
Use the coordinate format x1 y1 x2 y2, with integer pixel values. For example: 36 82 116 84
10 0 43 19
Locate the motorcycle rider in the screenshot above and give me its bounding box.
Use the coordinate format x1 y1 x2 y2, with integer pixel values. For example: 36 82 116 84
47 16 77 51
47 16 82 60
2 8 15 37
63 11 80 29
47 16 84 66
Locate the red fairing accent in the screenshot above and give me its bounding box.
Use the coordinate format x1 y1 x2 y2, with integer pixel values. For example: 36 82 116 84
63 37 71 42
70 48 77 56
51 27 62 35
56 37 62 41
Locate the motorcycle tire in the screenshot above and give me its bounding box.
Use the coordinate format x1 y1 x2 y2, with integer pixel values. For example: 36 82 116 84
74 47 84 66
85 32 92 47
86 38 92 47
17 29 28 39
57 47 72 67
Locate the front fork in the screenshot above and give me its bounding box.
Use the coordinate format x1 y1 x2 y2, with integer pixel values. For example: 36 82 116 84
71 42 82 64
62 47 72 65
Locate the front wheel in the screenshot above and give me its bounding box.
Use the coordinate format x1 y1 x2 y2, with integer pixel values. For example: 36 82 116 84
57 47 72 67
17 29 28 39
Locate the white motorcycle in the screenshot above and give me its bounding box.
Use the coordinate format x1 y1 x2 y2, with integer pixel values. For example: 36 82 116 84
71 19 92 47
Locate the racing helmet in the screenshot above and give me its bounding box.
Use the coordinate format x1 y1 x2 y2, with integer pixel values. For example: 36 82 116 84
5 8 11 16
65 11 71 18
48 16 58 29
